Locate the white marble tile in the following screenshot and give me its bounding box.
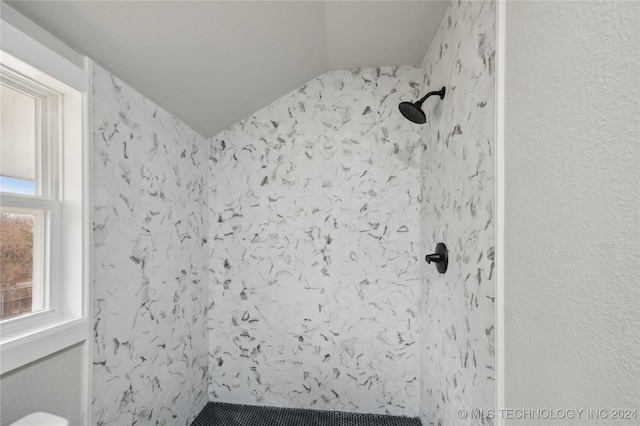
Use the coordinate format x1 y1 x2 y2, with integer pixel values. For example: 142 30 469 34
208 67 423 416
419 1 496 425
92 64 209 426
89 5 496 419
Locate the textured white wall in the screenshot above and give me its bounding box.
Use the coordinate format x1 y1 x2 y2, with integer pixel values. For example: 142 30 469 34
92 64 209 426
0 2 84 69
0 344 84 426
208 67 423 416
418 1 496 424
505 1 640 423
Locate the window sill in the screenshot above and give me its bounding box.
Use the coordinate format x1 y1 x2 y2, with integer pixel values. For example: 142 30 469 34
0 317 89 374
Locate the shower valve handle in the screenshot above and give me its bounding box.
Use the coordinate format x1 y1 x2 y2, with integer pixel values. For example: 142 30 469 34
425 243 448 274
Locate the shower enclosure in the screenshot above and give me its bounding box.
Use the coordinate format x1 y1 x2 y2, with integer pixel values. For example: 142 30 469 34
90 1 497 425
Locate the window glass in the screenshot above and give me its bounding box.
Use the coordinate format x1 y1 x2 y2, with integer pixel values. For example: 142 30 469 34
0 212 41 320
0 84 37 196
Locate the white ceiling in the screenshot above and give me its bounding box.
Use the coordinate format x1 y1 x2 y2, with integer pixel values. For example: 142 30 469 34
7 1 449 137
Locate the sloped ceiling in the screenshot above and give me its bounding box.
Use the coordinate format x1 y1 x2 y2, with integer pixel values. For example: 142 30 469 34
6 1 449 137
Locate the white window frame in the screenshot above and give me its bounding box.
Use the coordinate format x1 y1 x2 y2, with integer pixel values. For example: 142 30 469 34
0 205 49 317
0 20 91 379
1 66 59 199
1 64 62 326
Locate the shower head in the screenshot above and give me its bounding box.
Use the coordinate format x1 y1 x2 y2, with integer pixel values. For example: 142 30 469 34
399 101 427 124
399 87 446 124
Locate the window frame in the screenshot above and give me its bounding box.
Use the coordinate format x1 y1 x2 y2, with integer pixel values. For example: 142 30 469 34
1 66 60 199
0 22 90 379
1 64 62 325
0 204 49 318
1 197 60 328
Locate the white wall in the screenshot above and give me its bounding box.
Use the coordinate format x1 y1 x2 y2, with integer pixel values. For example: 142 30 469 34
0 2 84 69
418 1 496 424
505 1 640 423
0 345 83 426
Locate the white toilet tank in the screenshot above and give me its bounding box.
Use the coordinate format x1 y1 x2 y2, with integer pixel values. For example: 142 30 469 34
9 412 69 426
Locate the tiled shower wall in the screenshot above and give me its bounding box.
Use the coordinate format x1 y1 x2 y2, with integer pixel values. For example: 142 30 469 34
208 67 423 416
418 1 496 424
92 64 209 426
89 3 497 421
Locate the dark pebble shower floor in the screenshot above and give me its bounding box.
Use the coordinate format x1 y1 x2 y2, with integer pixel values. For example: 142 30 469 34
191 402 422 426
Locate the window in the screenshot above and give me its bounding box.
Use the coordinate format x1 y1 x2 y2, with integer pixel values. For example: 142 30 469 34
1 65 60 322
0 210 44 319
0 19 89 375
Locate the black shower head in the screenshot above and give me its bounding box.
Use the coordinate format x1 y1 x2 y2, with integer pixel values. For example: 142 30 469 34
399 87 446 124
399 101 427 124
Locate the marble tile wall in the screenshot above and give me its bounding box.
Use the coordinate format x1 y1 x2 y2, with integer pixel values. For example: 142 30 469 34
208 67 423 416
92 64 209 426
418 1 496 425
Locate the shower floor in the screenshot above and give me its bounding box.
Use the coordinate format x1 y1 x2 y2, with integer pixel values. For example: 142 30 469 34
191 402 422 426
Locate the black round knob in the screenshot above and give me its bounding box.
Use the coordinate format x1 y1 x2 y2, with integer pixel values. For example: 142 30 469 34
425 243 448 274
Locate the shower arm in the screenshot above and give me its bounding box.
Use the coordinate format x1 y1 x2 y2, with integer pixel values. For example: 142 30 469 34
415 87 446 107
